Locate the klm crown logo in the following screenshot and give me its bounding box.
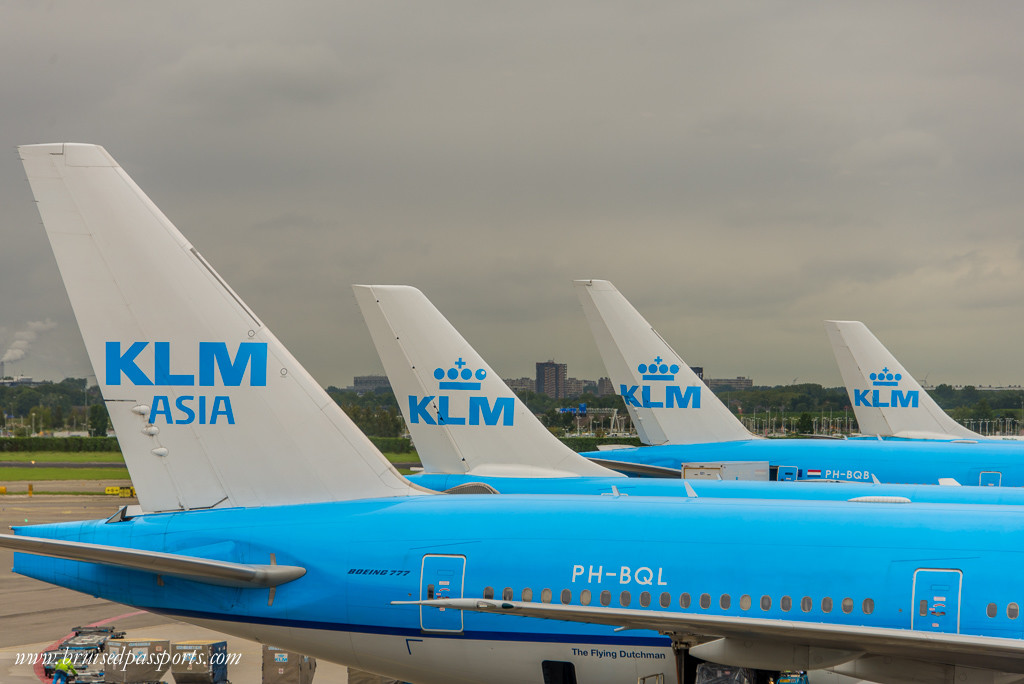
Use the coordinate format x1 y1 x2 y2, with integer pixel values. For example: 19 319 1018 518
620 355 700 410
638 357 680 381
409 358 513 427
855 367 918 409
434 358 487 390
870 367 902 387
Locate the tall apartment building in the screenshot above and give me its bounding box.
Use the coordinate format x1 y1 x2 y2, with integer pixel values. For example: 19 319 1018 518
536 361 567 399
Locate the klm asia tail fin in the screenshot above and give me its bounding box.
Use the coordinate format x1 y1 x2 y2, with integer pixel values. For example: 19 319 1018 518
824 320 980 440
574 280 754 445
353 285 619 478
20 143 423 512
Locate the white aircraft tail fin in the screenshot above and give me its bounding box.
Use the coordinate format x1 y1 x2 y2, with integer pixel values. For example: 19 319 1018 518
20 143 423 512
354 285 618 477
574 280 754 445
824 320 980 440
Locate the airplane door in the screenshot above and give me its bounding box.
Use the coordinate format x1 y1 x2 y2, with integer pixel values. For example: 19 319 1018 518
979 471 1002 487
776 466 798 482
419 554 466 633
911 569 962 633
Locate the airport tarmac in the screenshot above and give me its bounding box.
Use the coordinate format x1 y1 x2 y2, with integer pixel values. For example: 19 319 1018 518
0 495 368 682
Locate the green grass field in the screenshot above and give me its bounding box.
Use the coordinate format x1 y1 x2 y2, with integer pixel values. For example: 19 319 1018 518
0 452 125 463
383 452 421 475
0 451 419 484
0 467 131 481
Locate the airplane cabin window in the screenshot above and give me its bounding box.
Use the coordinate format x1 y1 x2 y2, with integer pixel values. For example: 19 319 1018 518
842 598 853 614
740 594 752 611
601 590 611 606
522 588 533 602
822 597 833 613
862 598 874 614
680 593 692 609
720 594 731 610
781 596 792 612
541 588 553 604
581 589 592 606
561 589 572 605
1009 603 1020 619
801 596 812 612
700 593 711 609
660 592 671 608
483 587 494 600
987 603 997 618
761 595 771 611
620 591 632 607
640 591 651 608
503 587 513 601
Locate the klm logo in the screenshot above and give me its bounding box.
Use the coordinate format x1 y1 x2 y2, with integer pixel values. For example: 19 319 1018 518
105 342 267 387
620 357 701 409
105 341 268 426
408 358 514 427
854 367 919 408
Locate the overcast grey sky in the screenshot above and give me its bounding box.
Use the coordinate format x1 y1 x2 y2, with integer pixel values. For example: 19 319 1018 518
2 2 1023 389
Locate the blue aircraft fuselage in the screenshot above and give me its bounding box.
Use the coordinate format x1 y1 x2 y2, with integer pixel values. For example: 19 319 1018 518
408 473 1024 504
12 494 1024 683
583 438 1024 486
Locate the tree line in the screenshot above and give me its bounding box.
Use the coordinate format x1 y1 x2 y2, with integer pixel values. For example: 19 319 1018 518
3 378 1021 438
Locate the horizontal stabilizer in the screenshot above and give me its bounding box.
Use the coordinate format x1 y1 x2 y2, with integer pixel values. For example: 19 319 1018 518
396 598 1024 675
574 280 753 445
0 533 305 588
584 457 682 478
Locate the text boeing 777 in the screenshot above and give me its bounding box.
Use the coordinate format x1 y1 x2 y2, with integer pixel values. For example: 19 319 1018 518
6 145 1024 684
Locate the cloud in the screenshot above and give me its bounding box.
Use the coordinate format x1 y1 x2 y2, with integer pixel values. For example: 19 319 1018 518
2 319 57 363
2 3 1024 387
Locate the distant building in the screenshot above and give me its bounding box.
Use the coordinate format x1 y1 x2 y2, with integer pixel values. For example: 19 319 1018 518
564 377 584 398
0 376 36 387
690 366 704 380
597 377 615 397
505 377 535 394
352 375 391 394
536 361 567 399
706 376 754 391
